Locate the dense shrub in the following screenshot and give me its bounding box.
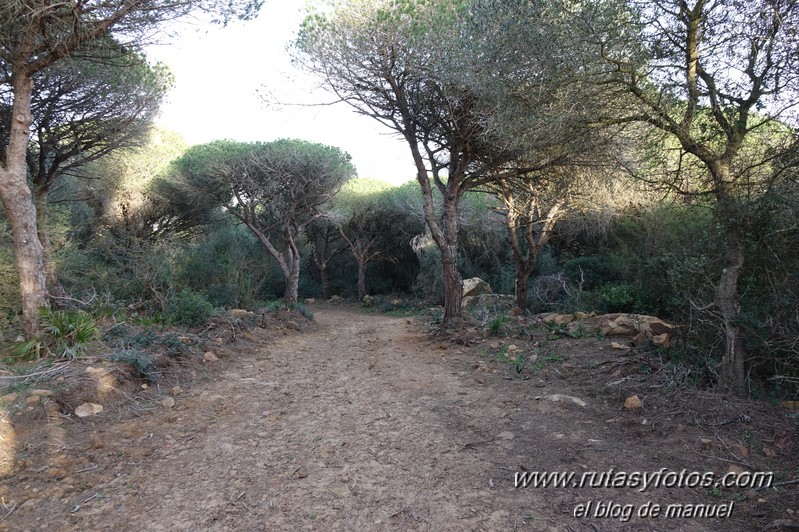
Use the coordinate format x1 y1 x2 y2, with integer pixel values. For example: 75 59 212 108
164 289 213 327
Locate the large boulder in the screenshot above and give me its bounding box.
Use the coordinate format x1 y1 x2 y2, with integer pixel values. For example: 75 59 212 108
462 277 492 298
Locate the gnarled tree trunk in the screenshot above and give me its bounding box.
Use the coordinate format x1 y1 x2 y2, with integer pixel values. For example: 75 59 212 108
0 71 48 336
715 180 747 395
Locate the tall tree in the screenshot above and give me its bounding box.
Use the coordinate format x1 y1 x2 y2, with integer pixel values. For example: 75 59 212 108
295 0 585 325
0 0 261 336
172 139 355 303
1 41 172 296
578 0 799 394
328 178 400 302
493 176 566 315
305 217 346 300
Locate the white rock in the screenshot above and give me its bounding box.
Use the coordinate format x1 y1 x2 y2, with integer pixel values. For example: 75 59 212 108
75 403 103 417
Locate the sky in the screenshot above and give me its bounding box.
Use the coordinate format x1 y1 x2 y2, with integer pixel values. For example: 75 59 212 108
145 0 413 185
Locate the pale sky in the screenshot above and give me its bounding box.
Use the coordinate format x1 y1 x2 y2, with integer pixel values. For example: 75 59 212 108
145 1 413 184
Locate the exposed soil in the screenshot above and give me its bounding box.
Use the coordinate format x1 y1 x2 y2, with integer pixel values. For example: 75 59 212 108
1 304 797 531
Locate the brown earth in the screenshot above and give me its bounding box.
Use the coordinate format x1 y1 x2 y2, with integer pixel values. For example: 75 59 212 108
1 304 797 531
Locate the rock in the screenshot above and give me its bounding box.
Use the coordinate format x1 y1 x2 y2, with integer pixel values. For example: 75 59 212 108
285 321 300 331
304 298 315 304
651 333 670 348
762 445 777 458
170 386 183 395
391 299 403 306
731 443 750 457
497 431 515 440
330 295 341 301
25 395 41 405
203 351 219 362
75 403 103 417
534 313 574 325
462 277 492 297
564 313 674 347
541 394 587 407
30 389 53 397
161 397 176 409
728 464 746 475
623 395 642 409
230 309 255 319
700 437 714 447
610 341 628 350
0 393 18 404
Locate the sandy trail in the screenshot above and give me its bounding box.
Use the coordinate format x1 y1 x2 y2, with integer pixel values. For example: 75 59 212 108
3 306 767 531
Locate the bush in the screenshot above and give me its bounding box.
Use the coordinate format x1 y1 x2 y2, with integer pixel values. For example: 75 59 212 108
8 308 98 360
108 349 158 382
164 289 213 327
562 256 619 290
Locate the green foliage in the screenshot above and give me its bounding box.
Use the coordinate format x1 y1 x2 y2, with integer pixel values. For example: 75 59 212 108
262 301 314 321
164 290 213 328
599 283 636 313
488 314 509 335
41 308 98 359
562 256 618 290
8 338 46 361
7 308 98 360
108 349 158 383
176 224 269 308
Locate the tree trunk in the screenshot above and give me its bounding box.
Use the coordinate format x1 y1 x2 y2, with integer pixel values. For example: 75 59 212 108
406 134 463 327
319 263 331 300
357 256 367 302
284 261 300 304
716 222 747 395
0 71 48 336
283 234 301 304
440 192 463 326
34 190 69 302
512 268 531 316
248 223 301 305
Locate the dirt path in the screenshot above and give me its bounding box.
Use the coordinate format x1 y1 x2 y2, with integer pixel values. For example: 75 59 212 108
2 306 792 531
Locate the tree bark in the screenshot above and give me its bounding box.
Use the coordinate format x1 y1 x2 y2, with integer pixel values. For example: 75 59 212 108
404 126 464 327
0 71 49 336
512 268 532 316
284 260 300 304
319 264 331 300
34 190 69 302
247 222 301 304
357 256 367 302
715 184 747 395
440 191 463 326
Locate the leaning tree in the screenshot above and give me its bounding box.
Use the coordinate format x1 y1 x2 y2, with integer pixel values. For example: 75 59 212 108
0 0 261 336
1 40 172 297
171 139 355 303
575 0 799 394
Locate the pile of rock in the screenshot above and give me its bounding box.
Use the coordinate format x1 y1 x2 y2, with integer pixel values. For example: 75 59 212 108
534 312 674 347
462 278 515 312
